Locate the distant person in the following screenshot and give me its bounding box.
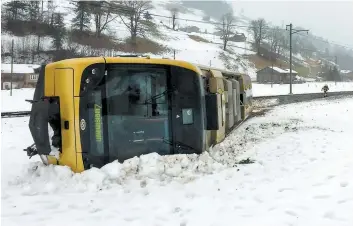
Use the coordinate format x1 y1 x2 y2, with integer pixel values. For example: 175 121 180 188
321 84 329 97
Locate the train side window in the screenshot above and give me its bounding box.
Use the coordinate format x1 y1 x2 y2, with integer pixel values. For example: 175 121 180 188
240 93 244 105
202 76 210 93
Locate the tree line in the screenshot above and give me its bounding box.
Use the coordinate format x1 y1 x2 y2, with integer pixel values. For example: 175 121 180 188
1 0 158 62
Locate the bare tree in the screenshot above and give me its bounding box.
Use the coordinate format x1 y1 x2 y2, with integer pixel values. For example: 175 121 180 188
268 26 282 57
89 1 119 37
170 8 178 30
35 0 45 60
249 18 267 55
118 1 154 45
216 12 235 51
46 0 57 26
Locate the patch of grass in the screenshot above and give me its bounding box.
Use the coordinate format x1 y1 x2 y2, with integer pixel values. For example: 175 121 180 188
69 30 118 50
188 34 210 43
118 37 169 54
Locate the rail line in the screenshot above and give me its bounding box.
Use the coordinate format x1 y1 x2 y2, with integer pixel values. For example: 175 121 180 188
2 91 353 118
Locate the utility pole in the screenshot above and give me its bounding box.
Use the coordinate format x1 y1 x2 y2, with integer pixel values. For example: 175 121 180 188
286 23 309 94
335 56 338 85
10 39 14 96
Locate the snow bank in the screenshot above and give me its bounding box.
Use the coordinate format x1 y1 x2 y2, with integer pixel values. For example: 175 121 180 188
9 152 227 195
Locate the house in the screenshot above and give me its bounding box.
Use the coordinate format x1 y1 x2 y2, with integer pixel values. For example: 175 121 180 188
229 33 246 42
256 66 299 84
179 26 200 33
1 64 40 90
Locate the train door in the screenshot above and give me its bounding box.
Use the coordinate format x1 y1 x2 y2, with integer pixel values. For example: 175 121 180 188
54 68 77 170
169 66 204 154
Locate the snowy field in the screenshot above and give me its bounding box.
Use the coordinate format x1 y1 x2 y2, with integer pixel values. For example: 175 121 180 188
253 81 353 96
2 82 353 112
2 96 353 226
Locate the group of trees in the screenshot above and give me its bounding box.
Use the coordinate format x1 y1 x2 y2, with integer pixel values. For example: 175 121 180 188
320 65 342 81
2 0 158 62
2 0 352 72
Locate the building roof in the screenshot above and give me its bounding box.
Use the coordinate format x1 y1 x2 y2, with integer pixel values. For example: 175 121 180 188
257 66 298 74
341 70 352 74
1 64 40 74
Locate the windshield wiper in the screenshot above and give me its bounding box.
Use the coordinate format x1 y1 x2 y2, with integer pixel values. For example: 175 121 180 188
144 86 177 104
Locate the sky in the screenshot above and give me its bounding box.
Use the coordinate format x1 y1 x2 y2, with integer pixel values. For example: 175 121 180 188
230 0 353 49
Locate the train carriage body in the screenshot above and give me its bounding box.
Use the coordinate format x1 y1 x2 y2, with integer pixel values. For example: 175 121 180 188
25 56 253 172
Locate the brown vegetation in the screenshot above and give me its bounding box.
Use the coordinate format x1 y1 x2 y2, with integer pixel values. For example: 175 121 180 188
188 35 210 43
248 54 310 76
4 19 54 37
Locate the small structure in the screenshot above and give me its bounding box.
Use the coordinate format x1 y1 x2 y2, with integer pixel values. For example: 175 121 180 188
229 33 246 42
340 70 353 81
1 64 40 90
256 66 298 84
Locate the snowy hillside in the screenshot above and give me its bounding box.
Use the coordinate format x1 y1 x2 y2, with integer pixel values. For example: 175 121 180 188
2 97 353 226
1 0 258 78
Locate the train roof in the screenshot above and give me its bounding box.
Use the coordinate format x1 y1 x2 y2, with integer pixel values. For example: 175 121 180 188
193 63 251 79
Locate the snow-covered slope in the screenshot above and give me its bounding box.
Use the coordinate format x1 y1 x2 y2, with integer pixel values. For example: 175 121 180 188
1 0 257 79
2 97 353 226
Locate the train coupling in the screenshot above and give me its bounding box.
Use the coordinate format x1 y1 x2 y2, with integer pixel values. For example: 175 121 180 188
23 143 38 159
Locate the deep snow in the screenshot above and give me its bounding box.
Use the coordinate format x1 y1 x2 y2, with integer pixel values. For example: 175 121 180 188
2 96 353 226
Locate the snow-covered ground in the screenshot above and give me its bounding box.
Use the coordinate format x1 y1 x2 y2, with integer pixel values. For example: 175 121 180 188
253 81 353 96
2 82 353 112
2 96 353 226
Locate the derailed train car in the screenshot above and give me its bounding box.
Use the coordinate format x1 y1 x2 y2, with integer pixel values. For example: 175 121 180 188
24 56 253 172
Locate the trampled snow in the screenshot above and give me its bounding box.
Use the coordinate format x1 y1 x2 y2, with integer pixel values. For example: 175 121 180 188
2 96 353 226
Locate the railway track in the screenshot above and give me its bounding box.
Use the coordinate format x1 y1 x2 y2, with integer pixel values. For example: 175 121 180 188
1 111 31 118
2 91 353 118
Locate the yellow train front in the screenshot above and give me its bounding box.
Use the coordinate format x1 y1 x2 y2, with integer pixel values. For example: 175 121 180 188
24 56 253 173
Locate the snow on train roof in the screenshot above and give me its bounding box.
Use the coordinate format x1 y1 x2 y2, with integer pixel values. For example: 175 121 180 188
1 64 40 74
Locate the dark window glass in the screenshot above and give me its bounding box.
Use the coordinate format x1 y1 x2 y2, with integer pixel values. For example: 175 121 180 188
103 65 172 160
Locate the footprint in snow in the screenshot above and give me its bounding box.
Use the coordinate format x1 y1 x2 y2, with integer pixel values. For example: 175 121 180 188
278 187 295 192
340 181 349 187
285 210 298 217
313 194 331 199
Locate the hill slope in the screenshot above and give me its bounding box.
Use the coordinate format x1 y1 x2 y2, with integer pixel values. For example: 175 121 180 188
1 0 257 79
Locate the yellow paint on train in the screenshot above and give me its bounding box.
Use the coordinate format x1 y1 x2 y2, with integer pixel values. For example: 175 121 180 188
29 56 253 173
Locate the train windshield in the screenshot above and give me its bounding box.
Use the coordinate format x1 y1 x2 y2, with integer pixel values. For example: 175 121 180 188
85 64 173 164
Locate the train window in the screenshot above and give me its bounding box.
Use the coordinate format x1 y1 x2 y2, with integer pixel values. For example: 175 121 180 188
103 65 171 160
182 108 194 125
